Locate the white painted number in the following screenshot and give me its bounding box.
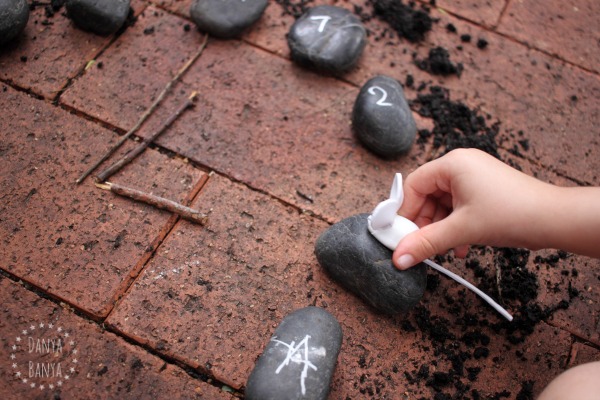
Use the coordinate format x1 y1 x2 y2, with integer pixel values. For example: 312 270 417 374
368 86 393 107
310 16 332 33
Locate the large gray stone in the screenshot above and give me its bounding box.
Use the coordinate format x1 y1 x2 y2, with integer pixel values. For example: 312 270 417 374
190 0 268 39
315 213 427 314
287 5 366 74
352 75 417 157
66 0 130 36
246 307 342 400
0 0 29 46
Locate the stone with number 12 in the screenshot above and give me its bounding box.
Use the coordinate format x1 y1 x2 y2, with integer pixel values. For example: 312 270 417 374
245 307 342 400
352 75 417 157
287 6 366 74
190 0 268 39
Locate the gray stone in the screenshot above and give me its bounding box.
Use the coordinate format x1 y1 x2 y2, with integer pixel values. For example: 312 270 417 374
0 0 29 46
315 213 427 314
245 307 342 400
190 0 268 39
287 6 366 74
352 75 417 157
66 0 130 36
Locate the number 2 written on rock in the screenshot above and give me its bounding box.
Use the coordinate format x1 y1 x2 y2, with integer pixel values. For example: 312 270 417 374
368 86 393 106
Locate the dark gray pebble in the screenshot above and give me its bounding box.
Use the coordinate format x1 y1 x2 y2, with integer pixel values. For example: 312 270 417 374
352 75 417 157
287 5 366 74
315 213 427 314
246 307 342 400
0 0 29 46
190 0 268 39
66 0 130 36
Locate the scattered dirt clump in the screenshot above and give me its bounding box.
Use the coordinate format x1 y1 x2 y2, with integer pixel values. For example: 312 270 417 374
402 246 580 398
415 46 463 76
412 85 503 159
368 0 434 42
275 0 315 18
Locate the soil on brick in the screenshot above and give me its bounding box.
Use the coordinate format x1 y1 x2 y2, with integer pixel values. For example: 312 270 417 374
415 47 463 77
367 0 434 43
395 247 579 399
412 85 504 160
275 0 315 18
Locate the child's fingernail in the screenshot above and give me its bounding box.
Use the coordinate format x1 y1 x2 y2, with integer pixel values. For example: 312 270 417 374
397 254 416 269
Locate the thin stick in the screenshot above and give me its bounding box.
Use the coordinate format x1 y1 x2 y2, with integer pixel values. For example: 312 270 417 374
76 34 209 184
96 91 197 183
96 181 208 225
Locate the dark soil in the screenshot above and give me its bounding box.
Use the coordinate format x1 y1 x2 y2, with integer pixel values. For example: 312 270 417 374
415 46 463 76
401 247 580 399
275 0 315 18
368 0 434 42
411 85 505 159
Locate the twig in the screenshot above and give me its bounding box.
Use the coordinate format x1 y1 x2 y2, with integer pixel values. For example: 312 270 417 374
76 34 209 184
96 91 197 183
96 181 208 225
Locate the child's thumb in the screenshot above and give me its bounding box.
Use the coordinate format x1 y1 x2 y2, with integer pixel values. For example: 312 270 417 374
393 217 462 269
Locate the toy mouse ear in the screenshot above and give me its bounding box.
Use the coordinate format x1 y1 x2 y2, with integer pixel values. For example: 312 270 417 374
389 173 404 206
369 199 400 230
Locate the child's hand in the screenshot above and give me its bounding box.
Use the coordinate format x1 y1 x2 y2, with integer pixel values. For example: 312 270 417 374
393 148 559 269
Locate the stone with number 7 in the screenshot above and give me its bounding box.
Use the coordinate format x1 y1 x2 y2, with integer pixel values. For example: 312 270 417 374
287 6 366 75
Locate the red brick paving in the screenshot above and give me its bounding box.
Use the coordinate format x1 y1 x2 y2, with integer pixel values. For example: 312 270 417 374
131 39 429 222
1 0 599 398
0 4 108 100
436 0 507 27
61 5 201 131
569 342 600 367
0 0 148 100
0 86 206 318
498 0 600 74
0 278 235 399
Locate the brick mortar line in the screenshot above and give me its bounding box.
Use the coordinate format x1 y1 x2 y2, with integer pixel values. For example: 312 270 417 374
495 0 513 29
52 3 152 104
545 317 600 350
8 76 595 210
104 173 211 319
185 162 336 225
427 3 598 76
1 79 47 102
0 270 241 397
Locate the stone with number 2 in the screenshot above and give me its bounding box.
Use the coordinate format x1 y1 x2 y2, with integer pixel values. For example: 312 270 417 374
352 75 417 157
190 0 268 39
287 6 366 74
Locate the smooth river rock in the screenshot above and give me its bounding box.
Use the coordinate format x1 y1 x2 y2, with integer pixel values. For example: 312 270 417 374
246 307 342 400
315 213 427 314
0 0 29 46
190 0 268 39
66 0 130 36
287 6 366 74
353 75 417 157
